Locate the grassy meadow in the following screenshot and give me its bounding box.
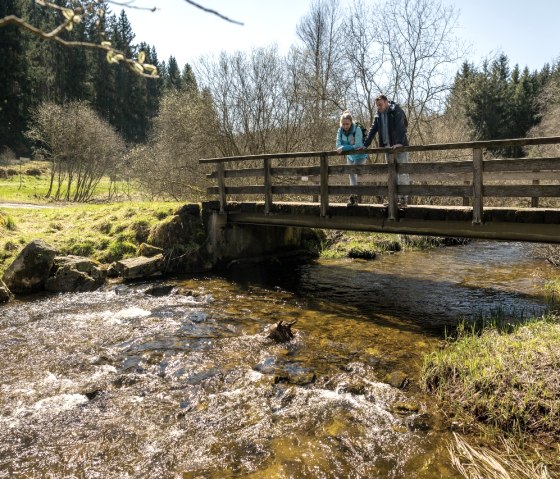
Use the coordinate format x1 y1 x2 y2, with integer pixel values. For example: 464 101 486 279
0 161 184 274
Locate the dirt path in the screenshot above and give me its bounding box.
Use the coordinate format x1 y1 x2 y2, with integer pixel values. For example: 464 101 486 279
0 202 55 209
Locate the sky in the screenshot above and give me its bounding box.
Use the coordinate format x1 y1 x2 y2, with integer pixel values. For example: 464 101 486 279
124 0 560 72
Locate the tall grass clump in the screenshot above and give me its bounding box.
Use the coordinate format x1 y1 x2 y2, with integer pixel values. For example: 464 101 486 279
423 316 560 438
422 315 560 477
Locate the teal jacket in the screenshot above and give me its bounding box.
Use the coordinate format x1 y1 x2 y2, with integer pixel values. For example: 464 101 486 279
336 123 368 162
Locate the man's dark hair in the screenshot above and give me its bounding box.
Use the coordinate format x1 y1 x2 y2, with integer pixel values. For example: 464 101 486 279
375 94 388 102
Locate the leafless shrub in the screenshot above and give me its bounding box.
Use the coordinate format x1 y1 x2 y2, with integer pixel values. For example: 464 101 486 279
129 89 216 200
26 101 125 201
0 147 17 166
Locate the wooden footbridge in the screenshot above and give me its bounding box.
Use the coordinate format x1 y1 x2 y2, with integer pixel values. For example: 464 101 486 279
200 137 560 243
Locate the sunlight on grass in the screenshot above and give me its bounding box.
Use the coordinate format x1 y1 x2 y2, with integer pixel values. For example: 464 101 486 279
0 202 181 274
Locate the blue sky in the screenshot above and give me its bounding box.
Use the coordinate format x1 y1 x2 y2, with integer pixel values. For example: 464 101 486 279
125 0 560 72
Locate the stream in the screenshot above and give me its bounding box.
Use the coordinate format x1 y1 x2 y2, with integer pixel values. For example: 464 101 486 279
0 240 556 478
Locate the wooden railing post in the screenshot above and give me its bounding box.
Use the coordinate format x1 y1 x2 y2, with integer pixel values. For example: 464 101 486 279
263 158 272 214
472 148 483 224
387 152 399 220
531 173 540 208
217 162 227 214
462 180 471 206
320 153 329 217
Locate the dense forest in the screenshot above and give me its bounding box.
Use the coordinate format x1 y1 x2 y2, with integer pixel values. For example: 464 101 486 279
1 0 559 200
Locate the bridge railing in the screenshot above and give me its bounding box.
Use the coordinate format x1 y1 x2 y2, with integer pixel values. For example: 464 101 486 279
200 136 560 221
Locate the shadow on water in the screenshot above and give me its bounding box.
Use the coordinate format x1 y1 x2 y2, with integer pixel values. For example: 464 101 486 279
225 240 553 337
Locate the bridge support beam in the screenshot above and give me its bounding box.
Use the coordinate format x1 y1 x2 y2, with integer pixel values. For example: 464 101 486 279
219 202 560 244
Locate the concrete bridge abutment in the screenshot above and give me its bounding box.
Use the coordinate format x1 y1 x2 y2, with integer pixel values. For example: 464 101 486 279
202 202 310 269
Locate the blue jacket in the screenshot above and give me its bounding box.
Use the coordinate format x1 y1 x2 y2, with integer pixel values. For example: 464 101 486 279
363 101 409 148
336 123 368 162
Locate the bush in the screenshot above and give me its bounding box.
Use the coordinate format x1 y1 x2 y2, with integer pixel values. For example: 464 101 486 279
26 101 125 202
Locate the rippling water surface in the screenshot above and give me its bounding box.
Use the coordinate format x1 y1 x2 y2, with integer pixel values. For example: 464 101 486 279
0 241 555 478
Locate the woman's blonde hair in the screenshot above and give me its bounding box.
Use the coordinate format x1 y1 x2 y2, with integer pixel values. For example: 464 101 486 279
339 110 353 126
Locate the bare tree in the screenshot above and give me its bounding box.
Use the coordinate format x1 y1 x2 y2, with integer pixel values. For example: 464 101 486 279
346 0 464 143
129 88 218 200
26 101 125 201
294 0 350 149
196 46 309 157
380 0 464 141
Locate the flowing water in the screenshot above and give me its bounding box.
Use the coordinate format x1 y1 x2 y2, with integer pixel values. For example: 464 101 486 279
0 241 556 478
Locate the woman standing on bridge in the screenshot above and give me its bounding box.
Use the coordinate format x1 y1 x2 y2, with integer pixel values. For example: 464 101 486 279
336 111 368 206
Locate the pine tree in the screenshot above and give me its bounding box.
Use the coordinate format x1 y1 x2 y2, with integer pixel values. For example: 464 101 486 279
165 56 182 91
182 63 198 93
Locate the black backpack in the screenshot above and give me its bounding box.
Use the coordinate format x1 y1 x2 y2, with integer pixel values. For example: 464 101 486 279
354 121 368 140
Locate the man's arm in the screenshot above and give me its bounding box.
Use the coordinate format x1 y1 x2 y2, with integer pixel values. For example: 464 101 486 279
393 106 408 146
363 117 378 147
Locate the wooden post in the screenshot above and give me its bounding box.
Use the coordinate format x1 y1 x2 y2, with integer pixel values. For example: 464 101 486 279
531 175 540 208
263 158 272 214
387 152 398 220
462 180 471 206
320 153 329 217
217 162 227 215
472 148 483 224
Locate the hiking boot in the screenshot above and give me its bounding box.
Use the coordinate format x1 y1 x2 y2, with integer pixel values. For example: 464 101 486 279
398 196 408 208
347 195 357 206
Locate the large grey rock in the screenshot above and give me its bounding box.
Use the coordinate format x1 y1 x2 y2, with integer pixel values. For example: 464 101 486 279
1 240 57 294
45 255 106 293
0 280 13 303
114 254 164 280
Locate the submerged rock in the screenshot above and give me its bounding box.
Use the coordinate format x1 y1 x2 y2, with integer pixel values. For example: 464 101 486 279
144 284 175 297
391 401 420 414
385 371 410 389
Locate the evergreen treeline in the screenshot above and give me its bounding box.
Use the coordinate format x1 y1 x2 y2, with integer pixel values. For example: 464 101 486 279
0 1 195 155
2 0 559 177
447 53 560 154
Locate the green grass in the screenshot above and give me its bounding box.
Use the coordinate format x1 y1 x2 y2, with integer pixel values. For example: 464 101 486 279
544 277 560 301
0 160 135 203
0 202 182 274
422 315 560 441
319 231 466 259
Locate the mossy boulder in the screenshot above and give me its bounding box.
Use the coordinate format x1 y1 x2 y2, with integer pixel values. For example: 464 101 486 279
146 204 209 273
2 240 57 294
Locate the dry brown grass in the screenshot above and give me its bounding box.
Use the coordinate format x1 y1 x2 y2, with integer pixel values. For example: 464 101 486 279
449 433 554 479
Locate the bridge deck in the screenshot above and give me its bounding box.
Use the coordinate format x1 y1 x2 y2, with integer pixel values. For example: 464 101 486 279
208 201 560 243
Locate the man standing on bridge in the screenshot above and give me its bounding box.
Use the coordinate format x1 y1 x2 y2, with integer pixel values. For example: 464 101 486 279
363 95 410 206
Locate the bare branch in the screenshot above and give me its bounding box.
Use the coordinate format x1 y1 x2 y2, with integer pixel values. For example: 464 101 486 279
0 15 158 78
0 14 159 78
183 0 243 25
0 0 243 78
107 1 157 12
